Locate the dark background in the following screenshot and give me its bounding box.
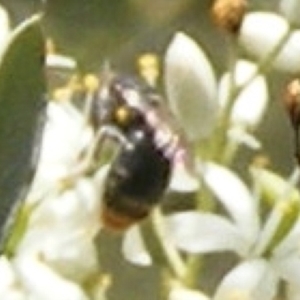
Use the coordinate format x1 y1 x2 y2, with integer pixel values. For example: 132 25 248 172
0 0 279 71
0 1 294 299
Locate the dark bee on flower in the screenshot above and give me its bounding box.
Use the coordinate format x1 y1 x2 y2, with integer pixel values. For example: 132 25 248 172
89 73 188 230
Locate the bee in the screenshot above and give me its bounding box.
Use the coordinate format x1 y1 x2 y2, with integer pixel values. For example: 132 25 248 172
89 74 186 231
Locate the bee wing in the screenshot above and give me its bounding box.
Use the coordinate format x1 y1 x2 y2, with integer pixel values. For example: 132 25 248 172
143 89 198 192
0 16 47 249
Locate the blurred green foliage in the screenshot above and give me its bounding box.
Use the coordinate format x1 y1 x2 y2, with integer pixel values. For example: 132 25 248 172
1 0 218 71
0 15 46 250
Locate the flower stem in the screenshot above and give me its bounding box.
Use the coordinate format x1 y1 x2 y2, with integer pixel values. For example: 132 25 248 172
254 166 300 257
210 27 293 164
141 208 187 280
1 202 31 256
210 35 239 163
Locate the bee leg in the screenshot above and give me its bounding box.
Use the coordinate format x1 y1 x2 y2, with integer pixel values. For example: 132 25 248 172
61 125 132 187
83 91 95 124
95 125 133 152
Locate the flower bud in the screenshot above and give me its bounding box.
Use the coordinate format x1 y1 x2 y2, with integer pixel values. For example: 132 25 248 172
211 0 248 34
283 78 300 129
238 12 300 73
218 60 268 128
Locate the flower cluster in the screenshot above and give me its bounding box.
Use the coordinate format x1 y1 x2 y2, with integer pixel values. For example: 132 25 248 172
1 0 300 299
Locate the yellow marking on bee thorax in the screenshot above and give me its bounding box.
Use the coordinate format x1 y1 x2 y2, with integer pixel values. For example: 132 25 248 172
115 106 132 126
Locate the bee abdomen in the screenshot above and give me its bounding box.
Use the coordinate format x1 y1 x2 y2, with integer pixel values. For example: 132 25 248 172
101 133 171 231
101 194 151 231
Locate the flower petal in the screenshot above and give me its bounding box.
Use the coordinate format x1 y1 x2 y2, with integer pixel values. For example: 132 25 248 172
39 102 91 166
275 30 300 73
17 178 102 282
164 212 246 255
218 60 269 128
239 12 288 56
0 256 17 290
28 102 93 203
0 5 10 57
200 162 259 245
18 227 99 283
239 12 300 73
28 178 101 233
286 283 300 300
14 255 89 300
46 54 77 70
227 127 261 149
213 259 278 300
165 32 218 141
169 158 200 193
122 225 152 266
169 286 209 300
0 256 27 300
272 255 300 285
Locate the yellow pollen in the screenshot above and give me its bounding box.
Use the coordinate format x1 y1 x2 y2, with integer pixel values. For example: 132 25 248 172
83 73 99 93
137 53 160 86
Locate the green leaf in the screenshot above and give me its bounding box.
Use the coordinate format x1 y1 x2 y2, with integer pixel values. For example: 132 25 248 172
0 15 47 249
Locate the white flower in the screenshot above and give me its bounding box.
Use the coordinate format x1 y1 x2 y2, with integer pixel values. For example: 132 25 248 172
14 255 89 300
164 32 218 141
166 163 259 255
16 177 103 282
2 100 107 299
0 8 98 299
239 12 300 73
163 163 300 299
17 102 105 282
27 102 93 204
280 0 300 26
